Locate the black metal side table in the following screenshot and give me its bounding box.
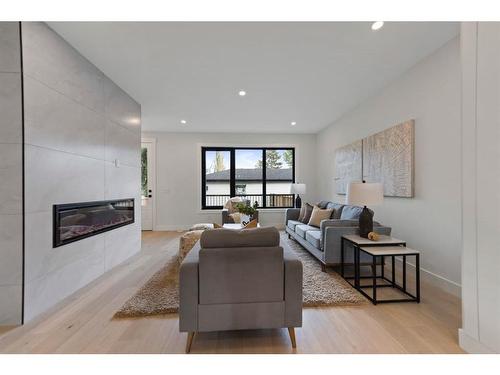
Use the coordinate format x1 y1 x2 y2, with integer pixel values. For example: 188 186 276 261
341 234 420 304
358 246 420 304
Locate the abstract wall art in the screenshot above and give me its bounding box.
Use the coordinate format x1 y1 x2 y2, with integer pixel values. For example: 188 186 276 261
334 140 362 194
334 120 415 197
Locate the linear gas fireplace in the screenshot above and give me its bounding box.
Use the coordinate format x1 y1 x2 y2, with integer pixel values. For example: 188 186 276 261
53 198 135 247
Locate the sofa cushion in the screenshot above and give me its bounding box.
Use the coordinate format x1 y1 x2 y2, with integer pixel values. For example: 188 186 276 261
287 220 302 231
326 202 345 219
340 205 364 220
308 206 333 227
317 200 330 209
305 230 322 249
300 203 314 223
298 204 308 222
295 224 319 239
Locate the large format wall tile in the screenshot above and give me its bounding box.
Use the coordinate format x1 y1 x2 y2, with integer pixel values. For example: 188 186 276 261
0 73 22 144
105 162 140 200
24 145 105 213
0 214 22 285
24 248 105 321
21 22 141 323
105 120 140 167
0 143 22 215
104 78 141 134
21 22 105 114
24 75 106 160
0 22 20 73
104 222 141 271
0 285 22 325
24 211 106 282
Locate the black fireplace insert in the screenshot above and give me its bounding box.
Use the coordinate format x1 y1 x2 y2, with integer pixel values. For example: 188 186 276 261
53 198 135 247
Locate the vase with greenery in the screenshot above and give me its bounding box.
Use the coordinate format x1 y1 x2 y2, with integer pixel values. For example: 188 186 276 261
235 201 259 224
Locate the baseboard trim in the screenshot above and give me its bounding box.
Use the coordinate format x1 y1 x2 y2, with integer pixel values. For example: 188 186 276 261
459 329 495 353
394 257 461 297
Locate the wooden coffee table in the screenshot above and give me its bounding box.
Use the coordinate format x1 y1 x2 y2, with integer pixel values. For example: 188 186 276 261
222 223 260 229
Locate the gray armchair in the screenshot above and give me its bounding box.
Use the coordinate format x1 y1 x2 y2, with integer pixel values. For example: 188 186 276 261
179 227 303 353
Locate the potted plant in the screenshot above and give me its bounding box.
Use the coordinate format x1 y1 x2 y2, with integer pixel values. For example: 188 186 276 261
235 201 259 225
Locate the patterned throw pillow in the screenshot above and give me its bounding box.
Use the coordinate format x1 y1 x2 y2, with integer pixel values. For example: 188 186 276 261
300 203 314 224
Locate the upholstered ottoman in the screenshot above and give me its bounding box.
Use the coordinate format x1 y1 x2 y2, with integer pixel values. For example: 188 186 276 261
178 230 204 264
188 223 214 231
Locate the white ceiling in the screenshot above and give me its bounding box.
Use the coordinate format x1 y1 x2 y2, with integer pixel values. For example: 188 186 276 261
48 22 459 134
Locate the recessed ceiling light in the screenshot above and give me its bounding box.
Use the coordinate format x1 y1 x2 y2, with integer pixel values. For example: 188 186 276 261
291 122 297 126
180 120 187 125
371 21 384 31
238 90 247 96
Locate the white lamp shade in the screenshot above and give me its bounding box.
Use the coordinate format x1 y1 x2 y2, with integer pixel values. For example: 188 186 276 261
291 183 306 195
345 182 383 207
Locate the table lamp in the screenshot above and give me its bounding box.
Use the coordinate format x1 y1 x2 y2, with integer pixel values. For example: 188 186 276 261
290 183 306 208
346 181 384 238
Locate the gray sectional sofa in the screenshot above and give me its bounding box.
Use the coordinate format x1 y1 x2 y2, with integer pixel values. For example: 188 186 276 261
285 201 391 270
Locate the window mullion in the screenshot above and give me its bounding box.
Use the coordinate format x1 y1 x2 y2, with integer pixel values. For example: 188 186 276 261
262 148 266 208
230 148 236 198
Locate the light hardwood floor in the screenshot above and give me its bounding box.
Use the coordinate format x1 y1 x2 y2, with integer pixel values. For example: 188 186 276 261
0 231 464 354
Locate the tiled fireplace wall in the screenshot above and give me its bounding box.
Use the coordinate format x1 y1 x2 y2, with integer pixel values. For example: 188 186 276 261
0 23 23 325
0 22 142 323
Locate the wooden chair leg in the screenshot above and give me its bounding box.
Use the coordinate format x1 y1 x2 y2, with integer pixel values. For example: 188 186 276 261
185 332 195 353
288 327 297 348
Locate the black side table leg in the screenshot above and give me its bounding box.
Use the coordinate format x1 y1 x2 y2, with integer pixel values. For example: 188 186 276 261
381 255 385 279
372 255 377 304
403 255 407 292
391 256 395 287
341 238 344 278
416 254 421 303
355 246 360 289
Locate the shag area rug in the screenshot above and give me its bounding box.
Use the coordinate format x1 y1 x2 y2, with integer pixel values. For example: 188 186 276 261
114 232 365 319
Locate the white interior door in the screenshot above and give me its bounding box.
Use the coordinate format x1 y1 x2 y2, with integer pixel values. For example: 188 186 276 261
141 139 156 230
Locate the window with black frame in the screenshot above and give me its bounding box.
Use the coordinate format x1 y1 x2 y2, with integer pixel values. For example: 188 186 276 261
202 147 295 209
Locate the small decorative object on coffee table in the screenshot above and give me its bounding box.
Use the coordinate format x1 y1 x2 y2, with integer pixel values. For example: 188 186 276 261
223 222 261 230
341 234 420 304
346 181 383 238
235 201 259 226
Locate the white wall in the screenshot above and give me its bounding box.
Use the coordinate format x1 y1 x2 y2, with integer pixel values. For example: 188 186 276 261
141 132 317 229
21 23 142 321
459 22 500 354
316 37 462 295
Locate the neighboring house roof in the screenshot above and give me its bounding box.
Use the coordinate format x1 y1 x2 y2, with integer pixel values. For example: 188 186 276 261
206 168 293 181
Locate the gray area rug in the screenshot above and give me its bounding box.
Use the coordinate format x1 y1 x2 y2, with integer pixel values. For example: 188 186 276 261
114 232 365 319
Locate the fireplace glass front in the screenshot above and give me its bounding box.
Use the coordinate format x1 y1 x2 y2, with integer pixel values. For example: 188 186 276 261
53 199 135 247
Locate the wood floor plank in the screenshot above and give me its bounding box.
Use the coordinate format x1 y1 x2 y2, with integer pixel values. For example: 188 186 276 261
0 231 464 354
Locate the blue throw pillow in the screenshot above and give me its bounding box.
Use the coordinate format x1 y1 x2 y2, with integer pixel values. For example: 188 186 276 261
340 205 364 220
